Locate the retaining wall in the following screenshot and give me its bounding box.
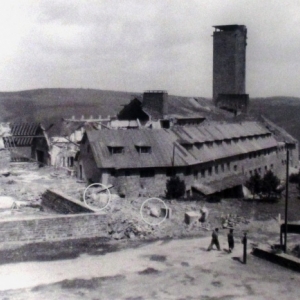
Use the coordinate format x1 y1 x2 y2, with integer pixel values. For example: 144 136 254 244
0 212 108 243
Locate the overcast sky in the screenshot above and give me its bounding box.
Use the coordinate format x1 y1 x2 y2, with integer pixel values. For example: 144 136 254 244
0 0 299 98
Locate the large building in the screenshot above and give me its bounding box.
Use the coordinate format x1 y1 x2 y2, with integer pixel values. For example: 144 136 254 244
72 24 299 198
213 25 249 114
77 121 298 198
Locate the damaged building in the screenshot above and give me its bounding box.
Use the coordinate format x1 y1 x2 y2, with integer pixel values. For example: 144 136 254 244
3 123 50 166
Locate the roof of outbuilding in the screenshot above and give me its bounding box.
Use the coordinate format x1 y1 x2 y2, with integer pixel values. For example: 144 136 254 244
3 123 45 147
10 123 41 136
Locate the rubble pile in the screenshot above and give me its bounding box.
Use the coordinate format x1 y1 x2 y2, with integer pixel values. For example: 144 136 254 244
221 213 250 229
108 217 153 240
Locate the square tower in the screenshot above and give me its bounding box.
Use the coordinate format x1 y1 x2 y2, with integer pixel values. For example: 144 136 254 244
213 25 248 113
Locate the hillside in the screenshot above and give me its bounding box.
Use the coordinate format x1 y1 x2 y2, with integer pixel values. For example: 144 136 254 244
0 88 225 136
0 89 300 143
249 96 300 144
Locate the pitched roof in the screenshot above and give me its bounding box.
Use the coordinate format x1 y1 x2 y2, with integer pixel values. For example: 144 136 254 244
87 128 194 169
85 121 279 170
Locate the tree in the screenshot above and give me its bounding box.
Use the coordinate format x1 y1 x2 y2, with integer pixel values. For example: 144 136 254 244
246 172 262 198
165 176 186 199
261 170 280 198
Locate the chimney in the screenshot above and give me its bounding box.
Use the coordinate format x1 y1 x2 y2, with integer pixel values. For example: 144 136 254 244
142 90 168 120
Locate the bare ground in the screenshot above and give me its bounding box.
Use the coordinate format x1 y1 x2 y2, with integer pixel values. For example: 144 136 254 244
1 150 300 298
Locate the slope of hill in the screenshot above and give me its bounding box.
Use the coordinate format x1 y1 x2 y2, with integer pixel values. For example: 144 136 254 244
1 89 299 143
249 96 300 144
0 88 226 136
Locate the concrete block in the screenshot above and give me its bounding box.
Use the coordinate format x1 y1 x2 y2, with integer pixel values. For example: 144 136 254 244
185 211 201 225
161 207 172 219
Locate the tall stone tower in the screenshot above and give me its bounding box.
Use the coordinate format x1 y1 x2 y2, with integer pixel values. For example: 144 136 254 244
213 24 248 114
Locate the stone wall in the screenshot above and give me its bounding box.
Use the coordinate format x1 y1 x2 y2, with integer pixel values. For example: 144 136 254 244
0 212 108 243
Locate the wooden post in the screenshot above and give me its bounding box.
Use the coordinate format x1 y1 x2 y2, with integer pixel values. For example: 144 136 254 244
284 147 289 253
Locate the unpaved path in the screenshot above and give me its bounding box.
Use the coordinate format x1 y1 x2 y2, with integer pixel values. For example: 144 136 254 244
0 236 300 300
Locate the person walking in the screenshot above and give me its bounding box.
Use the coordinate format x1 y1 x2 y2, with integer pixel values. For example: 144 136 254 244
207 228 221 251
227 228 234 253
242 232 247 264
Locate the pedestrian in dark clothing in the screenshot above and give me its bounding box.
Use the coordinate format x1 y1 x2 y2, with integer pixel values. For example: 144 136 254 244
207 228 220 251
227 229 234 253
242 232 247 264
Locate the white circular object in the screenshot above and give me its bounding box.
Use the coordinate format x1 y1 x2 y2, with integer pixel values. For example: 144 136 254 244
83 183 111 211
140 197 168 226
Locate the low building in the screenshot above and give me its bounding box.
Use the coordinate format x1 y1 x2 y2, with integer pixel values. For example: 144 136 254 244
3 123 50 166
77 121 296 197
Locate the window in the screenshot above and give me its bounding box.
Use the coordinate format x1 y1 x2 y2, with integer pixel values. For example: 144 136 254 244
140 169 155 178
166 168 175 177
160 120 170 129
227 162 230 171
193 170 198 180
221 164 224 172
136 146 151 154
215 165 218 174
111 169 118 177
271 164 274 169
195 143 203 149
181 144 193 151
185 167 192 176
208 167 212 176
68 157 74 167
201 169 205 178
108 146 124 154
233 165 237 172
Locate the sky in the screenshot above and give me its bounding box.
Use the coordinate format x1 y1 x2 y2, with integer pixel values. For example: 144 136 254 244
0 0 300 98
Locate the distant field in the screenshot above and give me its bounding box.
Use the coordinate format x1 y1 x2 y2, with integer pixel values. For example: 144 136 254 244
249 97 300 144
0 88 137 136
0 88 219 136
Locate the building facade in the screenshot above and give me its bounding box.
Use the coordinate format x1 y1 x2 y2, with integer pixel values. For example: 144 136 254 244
77 121 297 198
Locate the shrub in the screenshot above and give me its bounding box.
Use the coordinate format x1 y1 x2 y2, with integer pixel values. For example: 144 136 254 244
261 170 280 198
165 176 186 199
289 171 300 184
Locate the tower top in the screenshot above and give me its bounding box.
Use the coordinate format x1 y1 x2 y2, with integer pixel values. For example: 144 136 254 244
213 24 246 32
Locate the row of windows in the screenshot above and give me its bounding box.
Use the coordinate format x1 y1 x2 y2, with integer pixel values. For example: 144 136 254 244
182 135 271 151
110 162 277 180
107 146 152 155
193 163 238 179
248 164 274 176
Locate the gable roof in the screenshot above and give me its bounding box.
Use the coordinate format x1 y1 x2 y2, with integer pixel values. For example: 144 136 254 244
84 121 278 170
86 128 194 169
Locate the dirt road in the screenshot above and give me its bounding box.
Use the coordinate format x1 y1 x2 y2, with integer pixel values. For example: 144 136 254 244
0 236 299 300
